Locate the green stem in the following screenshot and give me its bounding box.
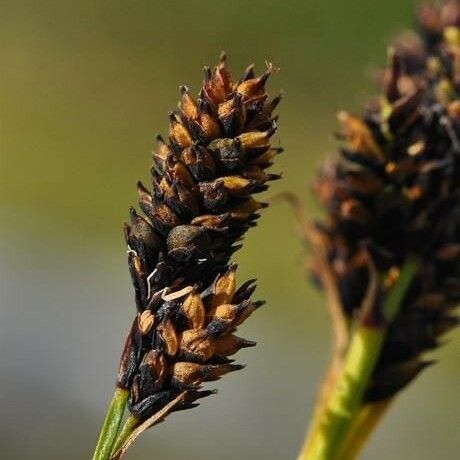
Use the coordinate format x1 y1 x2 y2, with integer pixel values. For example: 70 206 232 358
337 398 394 459
299 259 417 460
110 415 139 458
92 387 129 460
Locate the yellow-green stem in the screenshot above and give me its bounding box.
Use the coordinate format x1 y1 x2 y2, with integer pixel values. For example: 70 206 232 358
92 387 129 460
110 415 139 457
298 259 417 460
337 398 394 459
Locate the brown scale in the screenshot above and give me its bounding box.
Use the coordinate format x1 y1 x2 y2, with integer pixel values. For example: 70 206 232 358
117 266 263 421
124 55 282 307
311 2 459 402
117 55 282 422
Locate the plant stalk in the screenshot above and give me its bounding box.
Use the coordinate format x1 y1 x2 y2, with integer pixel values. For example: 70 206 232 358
110 415 139 457
337 398 394 459
92 387 129 460
298 259 417 460
110 391 187 460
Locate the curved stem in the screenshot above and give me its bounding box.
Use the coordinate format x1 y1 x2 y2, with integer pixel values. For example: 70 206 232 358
298 259 417 460
92 387 129 460
279 192 350 455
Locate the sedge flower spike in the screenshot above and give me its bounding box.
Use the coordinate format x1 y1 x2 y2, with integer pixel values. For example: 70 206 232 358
313 0 459 402
93 54 281 460
299 2 459 459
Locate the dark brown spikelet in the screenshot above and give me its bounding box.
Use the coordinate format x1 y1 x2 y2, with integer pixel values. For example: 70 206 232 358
312 1 459 402
117 54 281 423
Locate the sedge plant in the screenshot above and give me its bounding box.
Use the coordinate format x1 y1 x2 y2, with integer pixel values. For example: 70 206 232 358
91 2 460 459
91 54 282 460
297 1 460 459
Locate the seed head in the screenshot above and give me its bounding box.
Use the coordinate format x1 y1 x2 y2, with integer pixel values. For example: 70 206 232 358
117 55 281 422
312 1 459 401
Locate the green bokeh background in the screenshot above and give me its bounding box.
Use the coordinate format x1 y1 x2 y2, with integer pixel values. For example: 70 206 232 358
1 1 458 459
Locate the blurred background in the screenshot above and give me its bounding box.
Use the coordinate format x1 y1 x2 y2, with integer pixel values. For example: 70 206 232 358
1 0 459 459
